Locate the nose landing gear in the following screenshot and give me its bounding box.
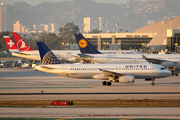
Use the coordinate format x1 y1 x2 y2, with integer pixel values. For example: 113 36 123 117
151 78 155 86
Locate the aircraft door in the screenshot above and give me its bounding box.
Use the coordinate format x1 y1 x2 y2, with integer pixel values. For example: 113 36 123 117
152 65 158 73
62 65 66 74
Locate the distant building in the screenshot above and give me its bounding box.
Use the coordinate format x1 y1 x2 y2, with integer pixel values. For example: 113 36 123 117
51 23 55 32
44 24 49 32
83 33 154 50
0 3 14 32
84 17 90 33
13 20 28 33
13 20 21 32
134 14 180 53
33 23 55 33
33 24 44 32
44 23 55 32
98 17 107 32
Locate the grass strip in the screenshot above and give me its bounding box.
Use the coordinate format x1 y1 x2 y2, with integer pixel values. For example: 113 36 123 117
0 99 180 107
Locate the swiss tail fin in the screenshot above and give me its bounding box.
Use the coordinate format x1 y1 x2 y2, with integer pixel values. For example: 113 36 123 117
3 36 19 53
37 42 61 65
12 32 34 51
75 33 102 54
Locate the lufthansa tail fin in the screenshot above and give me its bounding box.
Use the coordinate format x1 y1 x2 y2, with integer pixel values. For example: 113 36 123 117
12 32 34 51
37 42 61 65
3 36 19 53
75 33 102 54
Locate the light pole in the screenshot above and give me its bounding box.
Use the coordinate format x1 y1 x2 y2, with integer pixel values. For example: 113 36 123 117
116 22 119 33
162 21 166 44
168 18 173 29
102 22 105 33
84 24 86 33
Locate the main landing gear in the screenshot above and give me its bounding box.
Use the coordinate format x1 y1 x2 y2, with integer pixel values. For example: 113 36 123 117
102 81 112 86
151 78 155 86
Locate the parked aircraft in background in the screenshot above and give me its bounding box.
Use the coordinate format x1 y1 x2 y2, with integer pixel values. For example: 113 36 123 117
75 33 180 73
35 42 171 86
4 32 142 62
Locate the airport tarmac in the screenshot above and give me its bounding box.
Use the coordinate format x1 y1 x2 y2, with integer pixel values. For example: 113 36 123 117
0 67 180 119
0 107 180 119
0 67 180 100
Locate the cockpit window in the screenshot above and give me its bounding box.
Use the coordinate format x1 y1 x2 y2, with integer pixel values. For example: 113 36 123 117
161 67 165 70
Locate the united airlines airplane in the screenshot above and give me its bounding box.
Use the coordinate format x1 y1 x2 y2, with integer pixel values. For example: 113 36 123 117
75 33 180 72
3 32 142 62
35 42 171 86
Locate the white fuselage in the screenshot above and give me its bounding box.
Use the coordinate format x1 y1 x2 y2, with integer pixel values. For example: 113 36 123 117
11 50 142 62
35 63 171 80
86 54 180 63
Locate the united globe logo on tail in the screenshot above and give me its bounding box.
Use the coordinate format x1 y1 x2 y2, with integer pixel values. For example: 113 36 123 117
42 51 61 65
78 39 88 48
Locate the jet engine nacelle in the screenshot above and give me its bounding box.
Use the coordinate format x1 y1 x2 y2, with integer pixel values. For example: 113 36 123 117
118 75 135 83
92 74 107 80
161 61 175 69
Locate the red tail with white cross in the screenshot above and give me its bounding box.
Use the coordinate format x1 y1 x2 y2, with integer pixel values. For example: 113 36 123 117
3 36 20 53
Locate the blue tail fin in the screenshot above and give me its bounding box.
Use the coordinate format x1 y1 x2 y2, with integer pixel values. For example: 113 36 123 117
37 42 61 65
75 34 102 54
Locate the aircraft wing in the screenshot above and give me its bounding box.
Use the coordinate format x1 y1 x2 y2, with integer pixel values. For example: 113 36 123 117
40 66 54 70
70 53 93 63
99 69 131 77
142 55 174 64
13 52 30 56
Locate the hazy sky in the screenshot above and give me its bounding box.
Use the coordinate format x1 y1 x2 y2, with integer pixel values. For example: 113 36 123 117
92 0 129 4
0 0 129 5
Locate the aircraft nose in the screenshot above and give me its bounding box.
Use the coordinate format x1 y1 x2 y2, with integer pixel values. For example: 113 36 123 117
166 70 171 76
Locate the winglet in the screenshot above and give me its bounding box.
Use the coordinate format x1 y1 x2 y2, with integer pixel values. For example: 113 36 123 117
12 32 34 51
142 55 147 60
37 42 61 65
75 33 102 54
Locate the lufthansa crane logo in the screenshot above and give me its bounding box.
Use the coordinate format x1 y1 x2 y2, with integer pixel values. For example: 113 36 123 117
78 39 87 48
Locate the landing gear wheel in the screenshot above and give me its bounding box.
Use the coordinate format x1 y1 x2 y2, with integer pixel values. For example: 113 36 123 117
106 82 112 86
151 81 155 86
102 81 107 86
151 78 155 86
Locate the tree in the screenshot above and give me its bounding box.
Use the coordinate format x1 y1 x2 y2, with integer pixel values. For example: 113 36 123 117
57 22 79 44
91 28 102 33
125 30 128 33
119 29 123 33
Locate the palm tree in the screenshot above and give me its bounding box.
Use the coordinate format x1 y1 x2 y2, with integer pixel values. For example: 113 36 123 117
119 29 123 33
125 30 128 33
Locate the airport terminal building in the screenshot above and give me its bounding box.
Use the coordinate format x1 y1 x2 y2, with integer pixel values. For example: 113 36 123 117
82 33 155 50
81 14 180 53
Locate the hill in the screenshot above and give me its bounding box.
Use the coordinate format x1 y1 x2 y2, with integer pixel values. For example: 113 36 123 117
14 0 180 32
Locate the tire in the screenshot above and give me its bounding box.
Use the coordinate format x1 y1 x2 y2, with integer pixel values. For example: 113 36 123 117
151 82 155 86
107 82 111 86
102 81 107 86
